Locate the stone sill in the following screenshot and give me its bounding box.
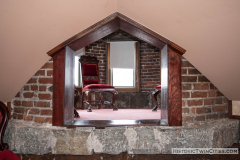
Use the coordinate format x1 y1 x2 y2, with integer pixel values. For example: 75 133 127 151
4 118 239 155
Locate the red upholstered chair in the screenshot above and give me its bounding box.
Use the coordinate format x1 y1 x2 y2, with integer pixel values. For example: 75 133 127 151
0 101 21 160
152 85 161 111
79 55 118 112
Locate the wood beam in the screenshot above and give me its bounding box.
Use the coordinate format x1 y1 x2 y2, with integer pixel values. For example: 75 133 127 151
52 47 75 126
119 19 166 50
161 45 182 126
47 12 186 57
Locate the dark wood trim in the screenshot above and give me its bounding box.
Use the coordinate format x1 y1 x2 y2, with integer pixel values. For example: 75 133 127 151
161 45 182 126
0 101 9 151
52 48 65 126
47 12 186 57
107 43 111 85
65 119 166 127
63 46 75 124
119 19 166 51
7 102 11 119
68 18 119 52
228 100 240 119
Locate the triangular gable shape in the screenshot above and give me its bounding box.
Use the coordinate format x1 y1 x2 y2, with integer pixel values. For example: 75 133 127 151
47 12 186 57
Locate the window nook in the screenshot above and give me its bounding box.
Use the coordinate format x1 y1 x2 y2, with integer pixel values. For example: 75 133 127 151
50 12 185 127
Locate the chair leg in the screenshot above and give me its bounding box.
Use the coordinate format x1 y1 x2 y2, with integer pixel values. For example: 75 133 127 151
85 91 92 112
98 92 102 109
74 108 80 118
152 90 160 112
111 90 118 111
82 92 85 110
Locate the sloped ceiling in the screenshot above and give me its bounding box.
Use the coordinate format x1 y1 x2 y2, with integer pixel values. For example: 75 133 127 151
0 0 240 102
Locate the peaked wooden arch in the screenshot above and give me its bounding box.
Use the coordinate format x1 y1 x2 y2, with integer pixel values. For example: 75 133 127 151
49 12 184 127
48 12 185 57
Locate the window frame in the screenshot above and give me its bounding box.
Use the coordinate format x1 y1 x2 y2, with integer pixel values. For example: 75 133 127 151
106 42 140 92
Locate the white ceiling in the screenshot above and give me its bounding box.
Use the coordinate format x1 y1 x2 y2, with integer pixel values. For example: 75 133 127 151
0 0 240 102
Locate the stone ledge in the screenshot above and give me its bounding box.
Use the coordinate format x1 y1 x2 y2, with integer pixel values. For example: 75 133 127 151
4 118 239 155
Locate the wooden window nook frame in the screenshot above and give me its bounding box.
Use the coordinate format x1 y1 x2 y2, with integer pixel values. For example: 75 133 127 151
50 12 186 127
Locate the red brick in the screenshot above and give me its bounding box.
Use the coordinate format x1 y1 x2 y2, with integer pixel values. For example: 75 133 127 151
34 101 50 107
41 109 52 116
14 107 24 114
193 84 209 90
209 91 217 97
15 92 20 97
24 115 33 121
25 108 40 115
188 69 201 75
182 76 197 82
223 98 228 103
47 70 53 76
23 92 35 98
215 98 223 104
195 116 205 121
12 113 23 120
206 114 218 120
191 92 208 98
23 85 30 91
210 84 217 90
181 61 194 67
198 76 210 82
182 108 189 114
49 58 53 62
183 116 193 122
196 107 211 114
31 85 38 91
38 94 52 100
39 78 53 84
27 78 37 84
22 101 33 107
192 108 195 114
13 100 21 106
182 84 191 90
212 106 225 112
188 100 203 106
204 99 215 105
34 117 45 123
39 86 46 91
182 92 190 98
45 117 52 124
182 100 185 107
216 91 224 97
34 70 45 76
41 63 53 69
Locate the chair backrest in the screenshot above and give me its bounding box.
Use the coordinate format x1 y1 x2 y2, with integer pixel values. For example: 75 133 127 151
79 55 100 87
0 101 9 151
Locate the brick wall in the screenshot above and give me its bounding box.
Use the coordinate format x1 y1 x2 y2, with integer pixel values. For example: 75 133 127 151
181 58 228 122
11 59 53 123
140 42 160 92
10 32 228 124
85 32 161 91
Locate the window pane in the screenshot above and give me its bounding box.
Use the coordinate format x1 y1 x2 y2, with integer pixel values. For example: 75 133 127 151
112 68 134 87
74 56 80 86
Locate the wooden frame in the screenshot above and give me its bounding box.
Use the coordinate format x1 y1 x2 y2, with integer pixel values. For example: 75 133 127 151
106 42 140 92
50 13 185 127
228 100 240 119
0 101 9 151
